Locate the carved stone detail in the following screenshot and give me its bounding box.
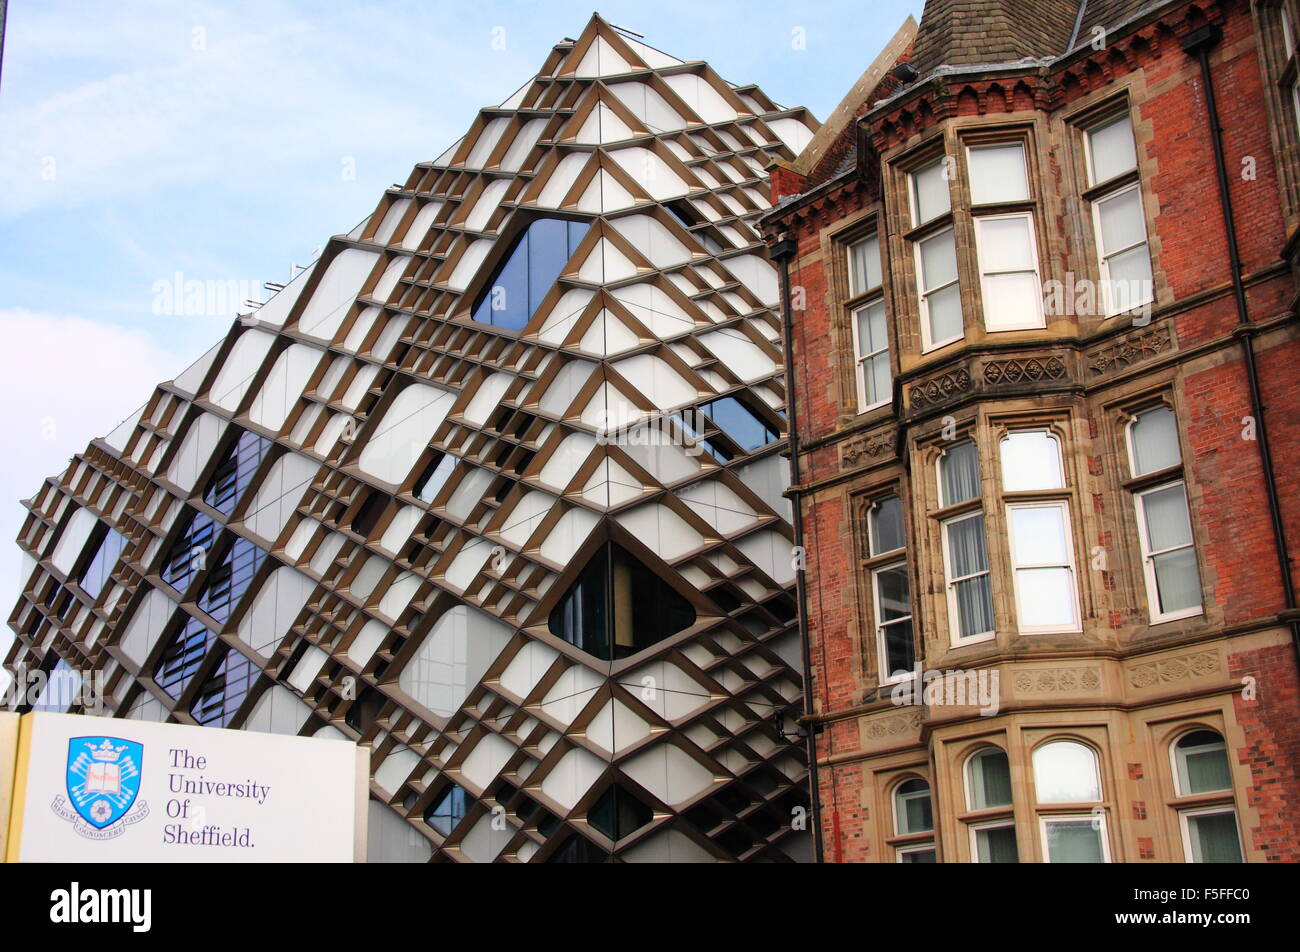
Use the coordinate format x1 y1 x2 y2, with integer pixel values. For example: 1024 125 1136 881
863 709 924 739
841 429 894 468
1128 650 1220 689
1087 326 1173 376
908 368 972 408
983 354 1067 386
1012 666 1102 694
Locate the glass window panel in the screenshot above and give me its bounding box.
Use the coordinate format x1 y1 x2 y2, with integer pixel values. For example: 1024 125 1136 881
473 218 589 330
940 442 981 506
919 228 958 290
1104 245 1154 297
858 300 888 354
867 353 891 408
982 272 1042 330
1187 812 1242 863
848 236 881 296
79 527 128 601
1045 818 1105 862
974 824 1019 862
869 496 904 555
1130 406 1181 475
1142 483 1193 551
1001 431 1063 491
876 564 911 621
1097 187 1146 253
977 216 1035 272
968 143 1029 205
895 779 933 834
701 397 777 453
882 617 916 677
424 784 468 836
1176 731 1232 795
955 575 994 638
968 748 1013 810
1088 115 1138 185
947 512 988 577
926 284 964 344
1033 741 1101 802
899 847 936 863
1015 567 1076 628
1010 506 1069 565
1152 548 1201 614
912 159 950 224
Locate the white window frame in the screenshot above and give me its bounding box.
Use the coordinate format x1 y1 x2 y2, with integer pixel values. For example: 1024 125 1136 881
908 157 950 227
1091 182 1154 317
896 843 937 863
914 226 964 352
964 746 1014 812
1005 501 1081 634
973 212 1045 331
969 818 1019 863
892 778 934 836
964 141 1030 206
1133 480 1202 624
941 510 995 645
1292 75 1300 133
849 298 891 413
1179 806 1244 864
1170 729 1232 797
1039 812 1112 863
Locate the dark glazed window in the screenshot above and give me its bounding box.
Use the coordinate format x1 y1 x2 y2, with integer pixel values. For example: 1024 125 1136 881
190 647 258 726
196 537 267 625
424 784 468 835
700 396 778 454
472 218 590 330
161 509 217 595
155 615 213 700
78 525 128 601
587 786 653 841
548 542 695 661
205 429 270 516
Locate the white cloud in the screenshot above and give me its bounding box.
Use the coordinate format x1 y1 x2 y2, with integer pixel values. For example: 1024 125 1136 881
0 308 198 683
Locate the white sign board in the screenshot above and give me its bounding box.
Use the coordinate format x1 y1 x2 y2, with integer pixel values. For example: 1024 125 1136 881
6 712 366 863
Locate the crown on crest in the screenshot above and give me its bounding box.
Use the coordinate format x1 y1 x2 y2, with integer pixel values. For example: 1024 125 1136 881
88 738 125 762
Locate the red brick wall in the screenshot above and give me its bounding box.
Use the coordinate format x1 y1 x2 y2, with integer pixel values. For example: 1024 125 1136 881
1230 643 1300 862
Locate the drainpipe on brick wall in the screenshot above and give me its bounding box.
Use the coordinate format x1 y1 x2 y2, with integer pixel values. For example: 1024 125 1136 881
769 233 825 863
1182 23 1300 665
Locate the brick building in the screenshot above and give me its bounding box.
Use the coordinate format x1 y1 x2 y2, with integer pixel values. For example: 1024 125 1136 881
763 0 1300 862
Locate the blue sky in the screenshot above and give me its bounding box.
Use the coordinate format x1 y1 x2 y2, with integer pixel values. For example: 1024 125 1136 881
0 0 923 676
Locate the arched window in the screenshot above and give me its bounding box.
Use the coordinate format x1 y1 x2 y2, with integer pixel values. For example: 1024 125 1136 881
966 747 1013 811
1172 730 1231 796
1034 740 1109 863
1032 740 1101 803
893 778 933 835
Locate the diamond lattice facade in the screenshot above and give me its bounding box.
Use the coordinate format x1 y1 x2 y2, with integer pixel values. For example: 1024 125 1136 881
5 15 821 863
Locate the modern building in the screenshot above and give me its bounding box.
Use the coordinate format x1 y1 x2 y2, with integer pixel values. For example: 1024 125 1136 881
5 15 821 862
763 0 1300 862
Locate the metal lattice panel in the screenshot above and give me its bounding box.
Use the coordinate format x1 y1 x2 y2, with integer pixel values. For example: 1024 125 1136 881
6 15 819 862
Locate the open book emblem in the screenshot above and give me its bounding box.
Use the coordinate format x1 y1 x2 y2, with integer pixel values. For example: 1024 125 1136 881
65 736 144 830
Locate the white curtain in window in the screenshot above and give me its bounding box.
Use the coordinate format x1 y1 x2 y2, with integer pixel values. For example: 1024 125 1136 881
941 442 981 505
919 229 962 345
912 160 950 224
1087 115 1137 185
947 513 993 638
968 143 1029 204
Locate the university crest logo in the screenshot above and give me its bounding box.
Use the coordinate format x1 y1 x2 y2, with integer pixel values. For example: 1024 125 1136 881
50 736 150 840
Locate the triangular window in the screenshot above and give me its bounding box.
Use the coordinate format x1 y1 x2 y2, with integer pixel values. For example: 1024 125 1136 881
472 218 589 330
548 542 694 661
